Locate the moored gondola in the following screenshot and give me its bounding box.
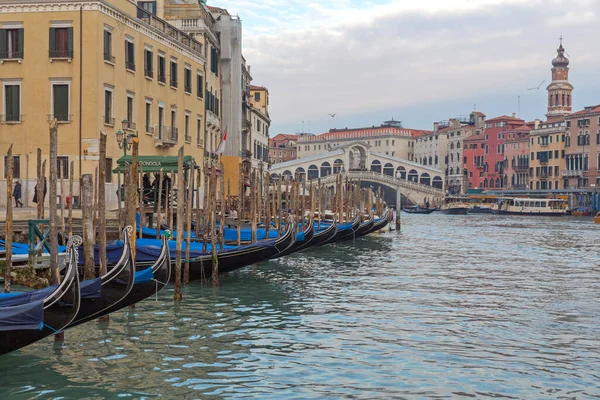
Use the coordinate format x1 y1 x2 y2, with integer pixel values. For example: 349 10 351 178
310 218 339 247
135 218 295 281
363 213 391 235
353 214 375 238
67 227 136 327
0 239 81 356
326 214 361 244
272 218 315 258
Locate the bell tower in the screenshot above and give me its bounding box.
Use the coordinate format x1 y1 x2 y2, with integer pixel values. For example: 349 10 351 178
546 38 573 121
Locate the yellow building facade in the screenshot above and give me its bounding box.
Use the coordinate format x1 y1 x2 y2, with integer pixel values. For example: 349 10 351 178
0 0 208 208
528 120 567 190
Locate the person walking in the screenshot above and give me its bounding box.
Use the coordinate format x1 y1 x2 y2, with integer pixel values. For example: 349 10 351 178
33 177 47 204
13 180 23 207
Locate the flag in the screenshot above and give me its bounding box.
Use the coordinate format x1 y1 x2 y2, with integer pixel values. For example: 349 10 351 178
215 129 227 155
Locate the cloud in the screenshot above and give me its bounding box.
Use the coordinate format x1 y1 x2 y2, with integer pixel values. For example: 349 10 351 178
214 0 600 134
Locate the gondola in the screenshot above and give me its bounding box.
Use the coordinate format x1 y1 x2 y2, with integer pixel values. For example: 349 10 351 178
402 206 436 214
135 219 295 281
95 233 171 315
272 218 315 258
363 213 391 235
310 218 339 247
353 214 375 238
0 241 81 356
67 227 136 328
326 214 361 244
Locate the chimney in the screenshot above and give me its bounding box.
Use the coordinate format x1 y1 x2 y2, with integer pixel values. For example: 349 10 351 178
512 113 516 118
433 122 439 132
534 119 541 129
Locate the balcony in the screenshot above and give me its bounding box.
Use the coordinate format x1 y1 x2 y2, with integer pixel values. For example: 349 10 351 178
475 164 484 169
240 149 252 159
103 53 115 63
206 110 220 130
49 49 73 60
242 118 251 131
154 126 177 147
47 114 72 123
540 143 548 147
539 172 549 180
539 159 548 165
514 164 529 171
137 9 204 57
145 69 153 79
0 50 24 60
185 134 192 143
126 122 136 130
126 61 136 71
197 138 203 148
104 117 115 126
562 169 584 177
145 125 154 134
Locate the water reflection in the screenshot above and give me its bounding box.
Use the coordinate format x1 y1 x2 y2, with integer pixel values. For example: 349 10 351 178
1 215 599 398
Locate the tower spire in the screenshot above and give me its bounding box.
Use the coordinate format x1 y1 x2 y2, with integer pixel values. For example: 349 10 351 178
546 39 573 121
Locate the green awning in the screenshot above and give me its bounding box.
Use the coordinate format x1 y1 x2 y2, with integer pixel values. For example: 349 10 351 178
113 155 195 173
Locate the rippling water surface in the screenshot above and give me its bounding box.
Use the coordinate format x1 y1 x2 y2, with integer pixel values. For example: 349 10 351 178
2 215 600 399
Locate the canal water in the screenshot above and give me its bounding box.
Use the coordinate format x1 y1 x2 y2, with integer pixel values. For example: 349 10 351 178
2 215 600 399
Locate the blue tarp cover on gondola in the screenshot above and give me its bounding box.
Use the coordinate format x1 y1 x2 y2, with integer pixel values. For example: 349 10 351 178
135 267 154 284
0 286 54 307
0 240 67 255
80 277 102 299
0 300 44 331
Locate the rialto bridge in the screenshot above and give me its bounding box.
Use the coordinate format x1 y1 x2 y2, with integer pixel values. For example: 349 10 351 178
268 142 445 205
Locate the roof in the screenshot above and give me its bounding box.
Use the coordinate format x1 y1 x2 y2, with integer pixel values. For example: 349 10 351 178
567 104 600 117
464 134 485 142
485 115 525 123
250 85 269 93
271 134 299 141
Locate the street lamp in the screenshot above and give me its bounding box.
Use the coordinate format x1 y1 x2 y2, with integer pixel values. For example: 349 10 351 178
117 119 137 156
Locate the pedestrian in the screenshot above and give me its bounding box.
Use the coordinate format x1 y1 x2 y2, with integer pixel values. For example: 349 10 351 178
32 177 47 204
142 173 152 204
13 179 23 207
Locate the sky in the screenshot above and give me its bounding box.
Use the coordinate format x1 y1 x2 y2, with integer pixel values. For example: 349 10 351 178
212 0 600 136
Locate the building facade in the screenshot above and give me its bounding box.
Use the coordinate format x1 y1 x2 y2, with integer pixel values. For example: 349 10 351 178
503 124 533 190
481 115 525 190
249 85 270 170
463 133 486 190
0 0 209 207
564 105 600 188
297 119 428 163
269 134 299 164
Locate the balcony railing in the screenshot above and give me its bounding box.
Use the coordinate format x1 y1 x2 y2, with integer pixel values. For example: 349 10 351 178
240 149 252 159
145 69 153 78
103 53 115 63
0 51 24 59
184 134 192 143
47 114 73 123
197 138 203 147
145 125 154 134
154 125 177 147
49 49 73 59
539 159 548 165
104 117 115 126
540 143 548 147
126 61 136 71
514 164 529 171
137 8 204 57
562 169 584 177
1 114 22 123
158 73 166 84
475 164 484 169
127 122 136 130
170 79 178 88
185 84 192 93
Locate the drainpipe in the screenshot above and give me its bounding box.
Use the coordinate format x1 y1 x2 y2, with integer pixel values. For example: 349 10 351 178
79 5 83 189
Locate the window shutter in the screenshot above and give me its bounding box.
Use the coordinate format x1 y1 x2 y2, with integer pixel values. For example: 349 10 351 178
0 30 6 56
49 27 55 52
67 27 73 51
17 28 24 55
104 31 109 55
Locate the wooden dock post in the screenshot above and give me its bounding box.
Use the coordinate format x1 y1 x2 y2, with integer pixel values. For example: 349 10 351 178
219 162 225 249
98 133 107 277
265 173 271 240
156 168 164 239
184 162 194 284
236 163 242 246
278 174 283 236
395 186 401 231
127 139 139 260
4 145 13 293
36 149 43 219
210 164 219 286
82 174 95 280
250 171 257 244
174 146 184 301
59 160 66 245
49 119 60 286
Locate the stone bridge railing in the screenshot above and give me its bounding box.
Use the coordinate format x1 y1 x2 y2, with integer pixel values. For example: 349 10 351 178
318 171 444 202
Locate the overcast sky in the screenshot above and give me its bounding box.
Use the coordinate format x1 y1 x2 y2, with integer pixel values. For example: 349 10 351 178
214 0 600 135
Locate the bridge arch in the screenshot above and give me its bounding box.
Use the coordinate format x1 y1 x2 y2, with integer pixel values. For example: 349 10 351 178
320 161 332 177
294 167 306 181
348 145 367 170
408 169 418 182
282 170 292 181
383 163 394 176
370 159 382 173
432 176 443 189
307 164 319 180
420 173 431 186
271 173 279 181
333 159 344 173
396 166 406 179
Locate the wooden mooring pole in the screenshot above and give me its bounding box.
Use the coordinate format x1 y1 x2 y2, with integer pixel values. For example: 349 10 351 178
174 146 184 301
4 145 14 293
82 174 95 280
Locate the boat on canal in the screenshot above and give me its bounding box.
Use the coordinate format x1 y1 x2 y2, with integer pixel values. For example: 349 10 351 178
440 196 471 215
492 197 568 216
402 206 436 214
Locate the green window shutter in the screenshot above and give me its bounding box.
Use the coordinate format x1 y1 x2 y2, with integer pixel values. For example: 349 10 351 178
67 27 73 52
49 27 55 53
0 29 6 57
17 28 24 55
53 85 68 120
104 31 109 56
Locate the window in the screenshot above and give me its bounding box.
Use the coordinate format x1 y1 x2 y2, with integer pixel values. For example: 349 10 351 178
104 87 113 125
254 92 260 102
57 156 69 179
158 105 165 138
184 66 192 93
170 59 178 88
105 158 113 183
210 46 218 75
392 140 394 145
103 27 114 62
0 27 24 59
157 53 166 83
4 155 20 178
126 94 134 128
170 108 177 140
49 26 73 58
137 1 157 17
125 38 135 71
144 48 153 78
2 81 21 122
197 116 202 146
184 112 191 142
145 99 152 133
51 82 70 122
197 72 203 98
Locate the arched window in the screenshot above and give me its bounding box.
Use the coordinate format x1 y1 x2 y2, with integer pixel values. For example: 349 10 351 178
562 93 565 106
434 156 438 165
555 93 559 106
450 142 454 150
567 94 571 106
428 156 432 165
449 167 454 175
